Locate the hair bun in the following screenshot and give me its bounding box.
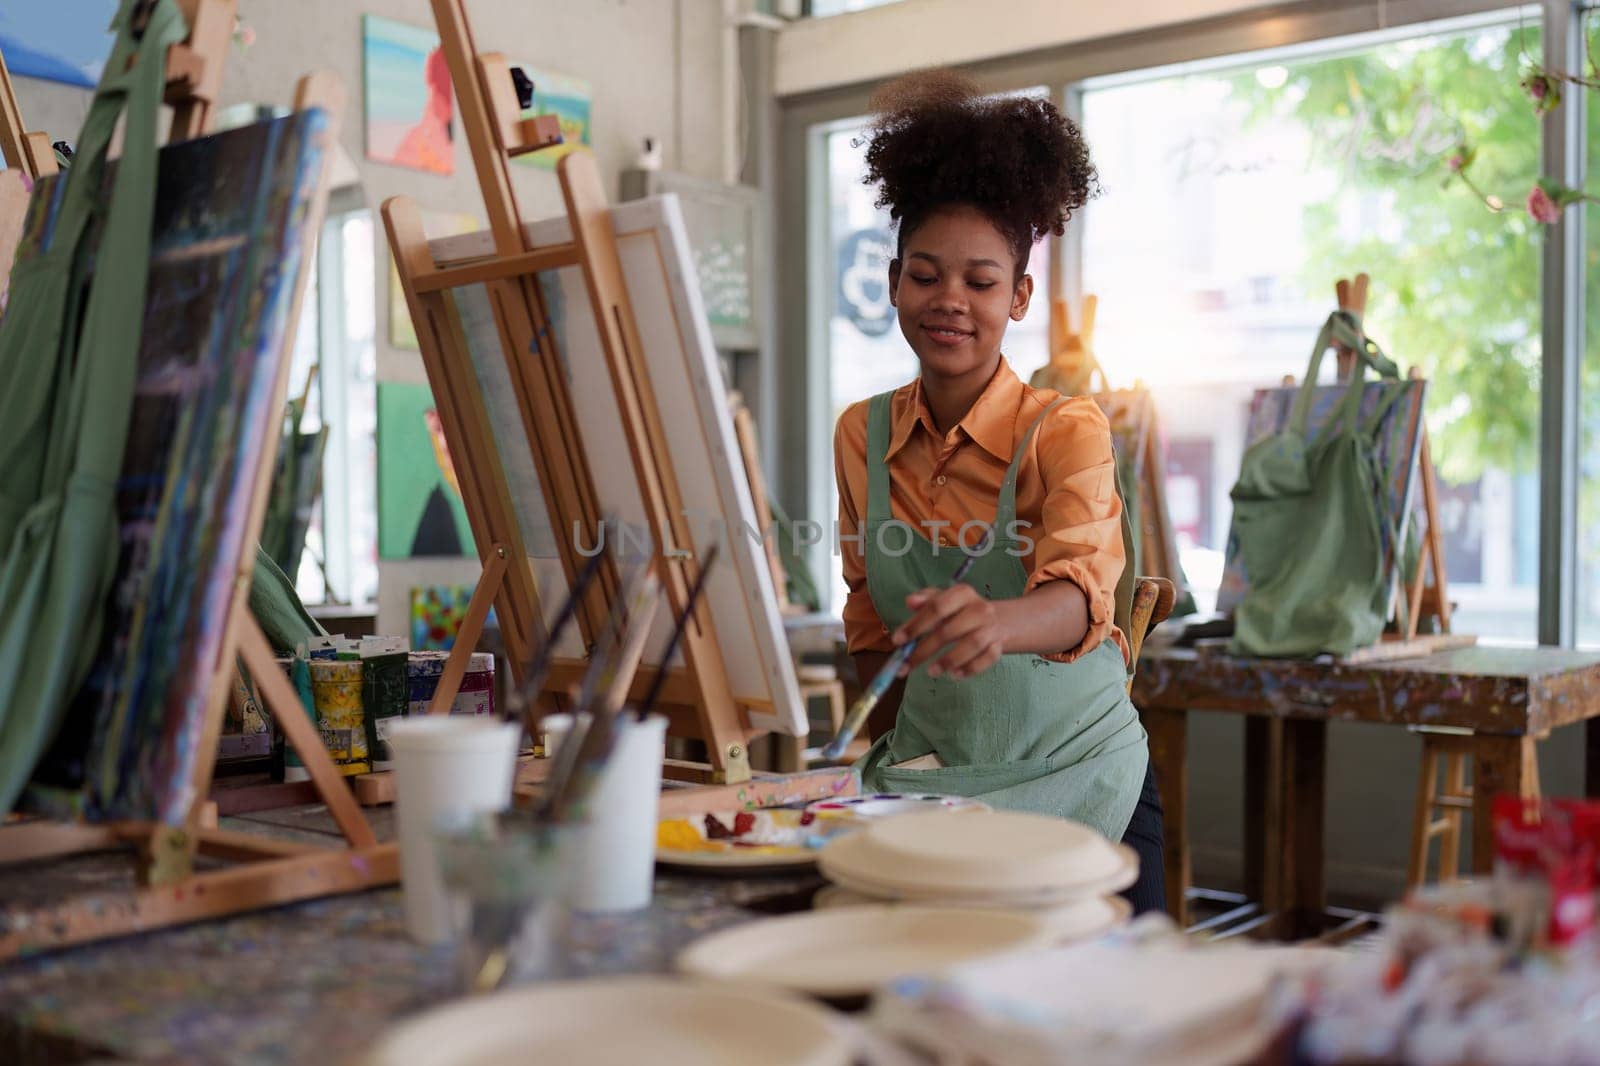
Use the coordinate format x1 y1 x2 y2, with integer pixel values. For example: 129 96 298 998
861 68 1098 269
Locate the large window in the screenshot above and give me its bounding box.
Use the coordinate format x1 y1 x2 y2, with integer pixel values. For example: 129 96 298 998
285 208 379 607
1078 16 1541 639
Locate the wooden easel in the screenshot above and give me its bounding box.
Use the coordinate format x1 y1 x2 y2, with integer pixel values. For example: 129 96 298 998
0 42 58 282
1329 273 1458 652
379 0 811 790
728 390 795 616
0 45 59 180
0 10 395 958
1034 294 1190 612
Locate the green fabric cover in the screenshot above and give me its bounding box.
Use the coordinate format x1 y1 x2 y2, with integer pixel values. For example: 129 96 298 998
1228 311 1411 658
0 0 189 814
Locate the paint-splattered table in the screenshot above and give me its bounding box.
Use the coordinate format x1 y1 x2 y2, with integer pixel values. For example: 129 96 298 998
0 804 822 1066
1131 644 1600 937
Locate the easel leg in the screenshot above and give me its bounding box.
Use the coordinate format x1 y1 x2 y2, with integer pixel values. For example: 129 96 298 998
425 547 509 716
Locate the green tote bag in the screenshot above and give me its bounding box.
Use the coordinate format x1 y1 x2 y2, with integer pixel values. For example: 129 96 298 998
1228 311 1414 658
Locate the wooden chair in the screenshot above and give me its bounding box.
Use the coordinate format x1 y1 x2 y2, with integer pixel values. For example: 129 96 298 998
1128 576 1177 684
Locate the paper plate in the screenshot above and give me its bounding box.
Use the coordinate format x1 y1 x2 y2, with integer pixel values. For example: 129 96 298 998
812 885 1132 944
676 905 1053 1000
364 976 852 1066
655 808 858 871
804 793 990 822
819 822 1139 905
866 809 1126 888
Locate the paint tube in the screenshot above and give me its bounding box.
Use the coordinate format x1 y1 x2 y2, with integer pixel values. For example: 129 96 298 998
284 644 319 783
361 636 409 771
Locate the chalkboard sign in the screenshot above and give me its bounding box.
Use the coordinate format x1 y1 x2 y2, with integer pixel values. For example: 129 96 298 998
619 169 760 350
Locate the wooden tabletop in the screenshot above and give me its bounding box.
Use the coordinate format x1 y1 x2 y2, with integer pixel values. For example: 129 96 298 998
1133 644 1600 735
0 803 822 1065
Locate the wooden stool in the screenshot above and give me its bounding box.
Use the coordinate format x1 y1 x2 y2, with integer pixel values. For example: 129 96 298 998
1406 728 1540 893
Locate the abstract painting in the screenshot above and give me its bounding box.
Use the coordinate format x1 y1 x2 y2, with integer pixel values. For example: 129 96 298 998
362 15 453 176
0 2 116 88
21 111 332 823
377 381 475 559
388 210 479 350
409 584 492 650
511 64 591 170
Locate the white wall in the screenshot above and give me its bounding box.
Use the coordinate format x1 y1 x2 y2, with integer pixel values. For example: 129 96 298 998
774 0 1285 97
11 0 737 637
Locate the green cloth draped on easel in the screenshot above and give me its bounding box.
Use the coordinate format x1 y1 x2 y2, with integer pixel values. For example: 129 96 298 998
1228 310 1413 657
0 0 191 815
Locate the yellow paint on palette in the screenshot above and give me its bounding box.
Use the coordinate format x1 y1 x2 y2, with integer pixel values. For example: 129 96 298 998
310 660 370 776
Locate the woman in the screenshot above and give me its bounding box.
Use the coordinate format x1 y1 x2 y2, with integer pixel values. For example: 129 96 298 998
834 71 1165 913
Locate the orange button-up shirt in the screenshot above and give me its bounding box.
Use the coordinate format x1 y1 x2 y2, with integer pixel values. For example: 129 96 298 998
833 358 1129 665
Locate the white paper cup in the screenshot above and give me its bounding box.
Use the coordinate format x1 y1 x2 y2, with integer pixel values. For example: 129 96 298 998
541 712 666 913
388 716 521 944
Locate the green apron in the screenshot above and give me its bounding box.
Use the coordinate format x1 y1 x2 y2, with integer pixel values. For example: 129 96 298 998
854 391 1148 841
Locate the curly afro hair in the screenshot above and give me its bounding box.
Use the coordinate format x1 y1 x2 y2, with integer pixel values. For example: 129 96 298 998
861 69 1098 279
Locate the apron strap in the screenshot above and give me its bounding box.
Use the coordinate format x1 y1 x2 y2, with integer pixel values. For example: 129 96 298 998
997 397 1066 534
864 389 895 528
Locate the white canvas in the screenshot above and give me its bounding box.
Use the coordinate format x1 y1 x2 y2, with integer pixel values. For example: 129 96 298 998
431 196 804 737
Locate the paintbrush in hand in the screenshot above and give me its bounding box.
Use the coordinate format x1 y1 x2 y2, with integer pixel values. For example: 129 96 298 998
820 528 992 761
635 543 720 721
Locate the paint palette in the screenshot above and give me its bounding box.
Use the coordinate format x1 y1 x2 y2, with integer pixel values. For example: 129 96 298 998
655 808 859 870
365 976 852 1066
805 793 990 820
675 905 1054 1001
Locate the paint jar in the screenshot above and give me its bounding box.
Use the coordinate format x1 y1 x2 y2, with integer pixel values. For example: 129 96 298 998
310 659 369 776
361 637 410 771
453 652 496 717
407 650 450 717
389 716 522 945
540 712 667 913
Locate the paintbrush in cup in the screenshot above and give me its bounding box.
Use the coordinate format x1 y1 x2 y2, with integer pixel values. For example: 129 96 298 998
504 550 605 733
535 559 659 824
540 576 662 826
820 527 993 761
635 543 720 722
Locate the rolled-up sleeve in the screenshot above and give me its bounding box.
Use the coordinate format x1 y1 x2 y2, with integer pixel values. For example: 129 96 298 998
1023 399 1129 664
834 406 891 655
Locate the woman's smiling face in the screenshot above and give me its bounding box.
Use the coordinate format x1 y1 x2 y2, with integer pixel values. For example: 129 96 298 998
889 204 1033 382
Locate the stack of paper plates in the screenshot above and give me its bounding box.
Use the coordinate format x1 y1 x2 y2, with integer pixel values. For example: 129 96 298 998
818 809 1138 905
812 884 1131 944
